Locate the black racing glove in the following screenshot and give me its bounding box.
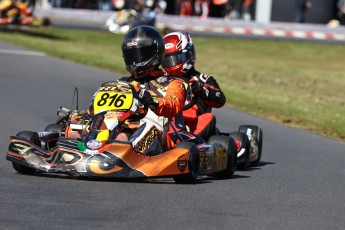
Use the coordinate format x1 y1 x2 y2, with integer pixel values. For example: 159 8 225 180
138 89 158 110
189 78 203 97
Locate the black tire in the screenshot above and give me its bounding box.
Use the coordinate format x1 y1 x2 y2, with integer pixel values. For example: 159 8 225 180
12 131 40 174
208 135 237 178
45 124 64 135
173 142 200 184
12 162 36 174
239 125 263 165
229 131 250 170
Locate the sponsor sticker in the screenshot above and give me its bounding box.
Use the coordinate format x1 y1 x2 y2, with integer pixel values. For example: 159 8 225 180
157 76 167 83
165 43 174 49
84 149 100 155
86 139 102 150
127 40 138 47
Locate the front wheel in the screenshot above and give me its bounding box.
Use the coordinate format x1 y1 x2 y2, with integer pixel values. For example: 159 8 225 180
12 162 36 174
208 135 237 178
11 131 40 174
173 142 200 184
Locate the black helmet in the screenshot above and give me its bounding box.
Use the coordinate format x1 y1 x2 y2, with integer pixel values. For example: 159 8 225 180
121 25 165 79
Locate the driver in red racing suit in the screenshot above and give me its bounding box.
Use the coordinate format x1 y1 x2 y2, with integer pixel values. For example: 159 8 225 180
162 31 226 141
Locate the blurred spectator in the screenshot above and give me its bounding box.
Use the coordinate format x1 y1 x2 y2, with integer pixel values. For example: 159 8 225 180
111 0 124 10
98 0 112 10
51 0 62 7
133 0 144 11
227 0 239 18
172 0 192 16
193 0 209 18
295 0 312 23
338 0 345 24
242 0 253 20
228 0 253 20
180 0 193 16
209 0 228 18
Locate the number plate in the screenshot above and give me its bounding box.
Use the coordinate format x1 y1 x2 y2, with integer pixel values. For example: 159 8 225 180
93 90 133 114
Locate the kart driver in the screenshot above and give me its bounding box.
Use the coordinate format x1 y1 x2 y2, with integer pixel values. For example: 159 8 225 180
162 31 226 141
99 25 186 152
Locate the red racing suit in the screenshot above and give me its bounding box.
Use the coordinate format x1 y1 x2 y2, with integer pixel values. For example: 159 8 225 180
183 67 226 140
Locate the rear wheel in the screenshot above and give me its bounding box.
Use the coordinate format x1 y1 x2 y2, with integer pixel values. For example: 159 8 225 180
230 131 250 170
239 125 263 165
208 135 237 178
173 142 200 184
12 131 40 174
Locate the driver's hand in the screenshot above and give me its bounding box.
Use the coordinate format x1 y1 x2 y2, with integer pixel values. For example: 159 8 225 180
189 78 203 96
138 89 158 110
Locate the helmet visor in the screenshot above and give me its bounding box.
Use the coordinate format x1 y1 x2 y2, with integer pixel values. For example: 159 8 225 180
122 45 156 65
161 52 187 68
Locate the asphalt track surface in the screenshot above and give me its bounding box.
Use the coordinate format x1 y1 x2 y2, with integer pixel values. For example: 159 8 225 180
0 40 345 230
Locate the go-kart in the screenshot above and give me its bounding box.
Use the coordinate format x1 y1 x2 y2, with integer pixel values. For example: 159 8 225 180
0 0 50 27
104 9 155 34
7 81 237 183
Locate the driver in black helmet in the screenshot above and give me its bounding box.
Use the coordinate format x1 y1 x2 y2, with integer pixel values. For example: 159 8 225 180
100 25 187 150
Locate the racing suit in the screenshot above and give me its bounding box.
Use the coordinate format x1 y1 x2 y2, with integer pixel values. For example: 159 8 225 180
118 69 187 152
183 67 226 140
119 69 186 119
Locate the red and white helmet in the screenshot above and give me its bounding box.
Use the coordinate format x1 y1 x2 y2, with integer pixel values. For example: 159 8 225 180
162 32 195 77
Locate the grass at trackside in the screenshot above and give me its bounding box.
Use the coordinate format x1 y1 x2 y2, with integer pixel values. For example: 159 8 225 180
0 27 344 141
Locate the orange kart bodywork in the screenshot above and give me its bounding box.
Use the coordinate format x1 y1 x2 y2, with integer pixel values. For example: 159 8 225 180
7 134 192 179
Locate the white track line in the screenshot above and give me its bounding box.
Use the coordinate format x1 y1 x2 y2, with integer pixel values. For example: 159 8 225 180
0 49 46 56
